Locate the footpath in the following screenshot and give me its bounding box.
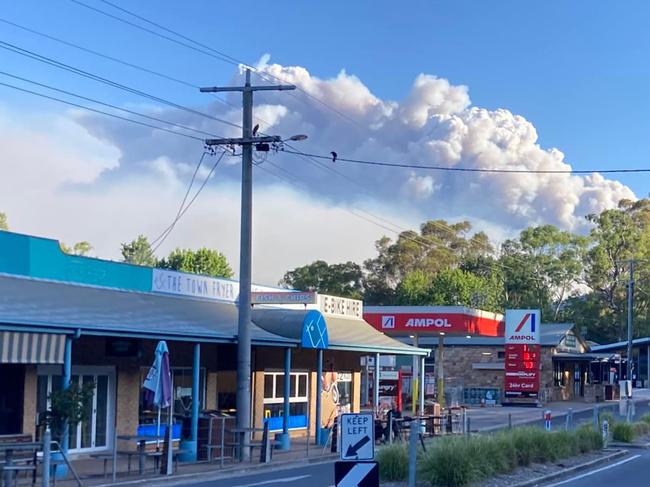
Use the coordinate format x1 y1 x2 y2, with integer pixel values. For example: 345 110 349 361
467 388 650 432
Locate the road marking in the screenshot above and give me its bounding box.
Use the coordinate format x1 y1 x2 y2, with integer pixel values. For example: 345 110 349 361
544 455 641 486
232 474 311 487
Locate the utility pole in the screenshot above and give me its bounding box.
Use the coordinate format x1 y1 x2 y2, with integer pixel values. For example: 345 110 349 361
627 260 635 382
201 69 295 460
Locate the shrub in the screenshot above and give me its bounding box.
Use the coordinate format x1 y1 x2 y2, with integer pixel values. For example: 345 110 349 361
376 444 409 481
632 421 650 437
640 413 650 425
576 425 604 453
419 437 478 487
612 422 634 443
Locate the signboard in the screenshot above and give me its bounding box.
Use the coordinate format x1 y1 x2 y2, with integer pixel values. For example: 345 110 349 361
363 311 503 336
505 309 540 344
340 413 374 461
319 295 363 319
335 462 378 487
251 291 317 305
504 310 541 400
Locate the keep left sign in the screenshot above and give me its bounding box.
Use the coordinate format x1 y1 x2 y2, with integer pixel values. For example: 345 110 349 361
340 413 374 461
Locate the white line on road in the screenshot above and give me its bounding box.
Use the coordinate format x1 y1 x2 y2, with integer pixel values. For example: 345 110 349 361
231 474 311 487
544 455 641 486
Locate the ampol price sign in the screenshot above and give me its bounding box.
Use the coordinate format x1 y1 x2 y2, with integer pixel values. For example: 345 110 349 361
504 310 541 399
340 413 374 461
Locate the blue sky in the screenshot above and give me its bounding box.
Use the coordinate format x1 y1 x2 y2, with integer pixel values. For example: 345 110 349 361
0 1 648 281
3 1 650 194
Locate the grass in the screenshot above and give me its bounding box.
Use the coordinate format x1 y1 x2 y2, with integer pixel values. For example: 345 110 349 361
377 426 604 487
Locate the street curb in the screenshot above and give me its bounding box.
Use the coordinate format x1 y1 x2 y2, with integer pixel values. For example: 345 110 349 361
509 448 628 487
607 441 650 449
92 453 339 487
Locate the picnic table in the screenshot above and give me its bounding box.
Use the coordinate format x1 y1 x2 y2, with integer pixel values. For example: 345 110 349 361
0 442 40 486
226 427 265 462
116 434 164 475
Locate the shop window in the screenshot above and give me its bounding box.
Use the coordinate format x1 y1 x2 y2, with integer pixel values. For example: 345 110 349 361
263 372 309 431
497 352 505 360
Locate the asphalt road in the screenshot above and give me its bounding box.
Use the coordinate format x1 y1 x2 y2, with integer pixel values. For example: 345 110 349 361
542 450 650 487
178 462 335 487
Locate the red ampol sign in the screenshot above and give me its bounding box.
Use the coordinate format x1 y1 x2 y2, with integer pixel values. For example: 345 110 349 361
363 311 503 336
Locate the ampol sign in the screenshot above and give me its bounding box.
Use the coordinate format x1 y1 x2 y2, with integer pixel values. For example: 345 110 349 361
504 310 541 400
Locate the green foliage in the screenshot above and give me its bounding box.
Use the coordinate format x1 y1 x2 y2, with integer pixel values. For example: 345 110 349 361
376 444 409 481
612 422 634 443
158 247 233 278
397 268 504 312
40 381 96 444
279 260 363 299
413 427 603 487
121 235 157 267
60 241 93 256
639 413 650 425
0 212 8 231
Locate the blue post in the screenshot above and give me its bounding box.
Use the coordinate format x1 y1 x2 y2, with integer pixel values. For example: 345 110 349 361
187 343 200 462
61 336 72 454
315 349 323 445
278 348 292 450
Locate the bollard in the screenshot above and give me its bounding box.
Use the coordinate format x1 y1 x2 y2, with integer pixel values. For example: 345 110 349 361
42 429 51 487
602 420 609 448
330 417 339 454
508 413 512 430
593 405 599 430
466 417 471 437
544 410 552 432
565 408 573 431
407 420 418 487
389 414 394 444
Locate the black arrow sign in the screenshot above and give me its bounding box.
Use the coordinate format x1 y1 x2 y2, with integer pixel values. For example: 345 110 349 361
346 435 370 458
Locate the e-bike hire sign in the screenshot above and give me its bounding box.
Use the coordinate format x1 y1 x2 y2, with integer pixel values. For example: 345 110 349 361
336 413 378 487
504 309 541 400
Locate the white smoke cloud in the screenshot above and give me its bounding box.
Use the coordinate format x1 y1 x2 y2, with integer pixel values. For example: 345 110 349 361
0 60 638 282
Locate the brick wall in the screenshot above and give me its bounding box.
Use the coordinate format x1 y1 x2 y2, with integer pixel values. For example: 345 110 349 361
22 365 37 437
442 345 505 390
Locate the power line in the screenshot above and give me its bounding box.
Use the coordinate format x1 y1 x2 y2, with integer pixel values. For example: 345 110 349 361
0 79 204 141
281 149 650 175
151 149 228 254
0 70 220 139
0 40 241 131
70 0 365 130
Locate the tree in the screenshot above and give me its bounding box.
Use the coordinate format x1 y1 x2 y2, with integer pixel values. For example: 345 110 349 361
0 212 8 231
363 220 494 305
397 268 504 312
60 241 93 256
280 260 364 299
583 199 650 341
121 235 157 267
158 247 233 278
499 225 588 320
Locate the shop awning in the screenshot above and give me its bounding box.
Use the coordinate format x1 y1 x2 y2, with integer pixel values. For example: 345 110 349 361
0 273 292 345
0 331 66 364
252 308 428 356
553 352 620 362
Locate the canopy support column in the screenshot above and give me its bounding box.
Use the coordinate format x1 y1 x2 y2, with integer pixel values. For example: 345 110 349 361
437 334 445 409
412 335 419 415
278 347 292 450
374 353 380 414
61 336 72 454
315 349 323 445
187 343 200 462
419 355 425 417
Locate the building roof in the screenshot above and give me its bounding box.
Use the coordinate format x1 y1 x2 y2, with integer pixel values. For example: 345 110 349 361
591 337 650 352
0 273 425 355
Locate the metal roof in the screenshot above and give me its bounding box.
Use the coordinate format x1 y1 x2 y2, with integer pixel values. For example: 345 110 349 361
592 337 650 352
0 273 426 355
251 308 428 356
0 273 286 344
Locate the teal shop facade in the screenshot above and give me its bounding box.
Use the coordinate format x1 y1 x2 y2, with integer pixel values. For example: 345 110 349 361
0 231 425 459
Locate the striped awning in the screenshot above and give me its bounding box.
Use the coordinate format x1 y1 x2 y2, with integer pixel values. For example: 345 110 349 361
0 331 66 364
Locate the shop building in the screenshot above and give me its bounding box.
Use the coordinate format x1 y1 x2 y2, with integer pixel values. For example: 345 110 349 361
0 231 426 458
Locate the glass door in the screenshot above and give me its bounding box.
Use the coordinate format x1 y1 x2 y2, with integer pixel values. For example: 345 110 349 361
38 367 114 453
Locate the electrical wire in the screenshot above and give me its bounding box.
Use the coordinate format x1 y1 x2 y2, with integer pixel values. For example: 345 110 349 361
70 0 365 130
0 70 221 139
0 40 241 131
281 149 650 175
0 79 204 141
150 149 228 254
